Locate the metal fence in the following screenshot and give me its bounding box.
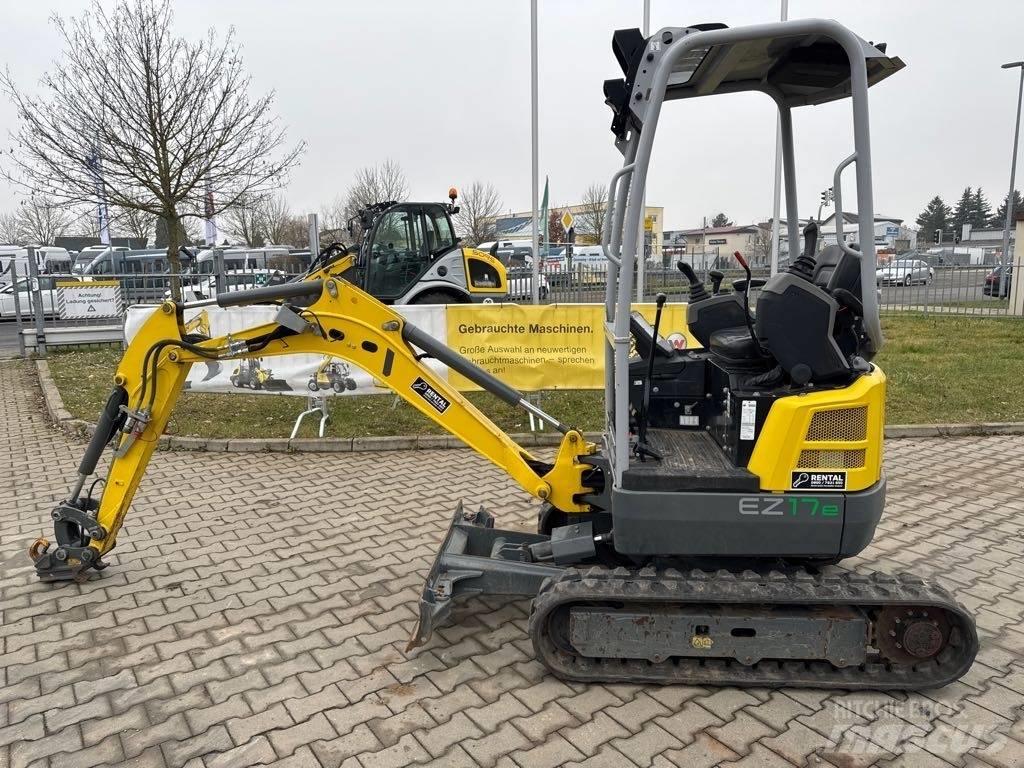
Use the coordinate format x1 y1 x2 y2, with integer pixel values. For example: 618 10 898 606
507 261 770 305
3 251 1018 358
509 256 1015 317
3 264 303 356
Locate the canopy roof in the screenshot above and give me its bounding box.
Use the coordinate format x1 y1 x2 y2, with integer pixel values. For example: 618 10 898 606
605 22 904 138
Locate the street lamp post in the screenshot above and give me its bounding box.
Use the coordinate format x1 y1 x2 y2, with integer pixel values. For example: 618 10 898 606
999 61 1024 299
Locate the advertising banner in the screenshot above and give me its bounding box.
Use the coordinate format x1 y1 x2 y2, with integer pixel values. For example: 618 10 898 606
58 280 122 318
446 303 694 391
125 304 447 396
124 301 695 396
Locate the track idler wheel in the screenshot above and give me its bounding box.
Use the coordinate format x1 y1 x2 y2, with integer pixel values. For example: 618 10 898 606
876 606 950 665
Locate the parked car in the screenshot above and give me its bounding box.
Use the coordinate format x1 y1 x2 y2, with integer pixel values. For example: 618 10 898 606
983 265 1013 297
0 276 77 318
507 267 549 300
876 258 933 286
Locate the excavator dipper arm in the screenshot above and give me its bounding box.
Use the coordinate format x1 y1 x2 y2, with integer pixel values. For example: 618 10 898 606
31 275 596 582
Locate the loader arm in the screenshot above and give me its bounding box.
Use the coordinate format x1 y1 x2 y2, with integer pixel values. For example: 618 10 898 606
31 275 596 582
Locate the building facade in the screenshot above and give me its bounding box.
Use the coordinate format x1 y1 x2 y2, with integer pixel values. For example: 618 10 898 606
495 204 664 259
818 212 917 253
672 223 771 269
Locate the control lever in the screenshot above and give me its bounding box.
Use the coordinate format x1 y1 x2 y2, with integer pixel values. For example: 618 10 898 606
803 220 819 257
789 221 820 281
733 252 765 357
635 293 666 463
708 270 725 295
677 261 709 302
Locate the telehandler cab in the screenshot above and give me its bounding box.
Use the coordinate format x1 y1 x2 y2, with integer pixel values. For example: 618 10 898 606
30 19 977 690
339 191 508 305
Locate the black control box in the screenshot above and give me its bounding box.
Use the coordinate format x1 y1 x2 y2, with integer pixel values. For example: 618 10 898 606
628 355 710 429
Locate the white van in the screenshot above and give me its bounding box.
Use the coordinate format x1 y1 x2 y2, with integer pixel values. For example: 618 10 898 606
566 245 607 267
0 246 72 283
38 247 72 274
188 246 294 275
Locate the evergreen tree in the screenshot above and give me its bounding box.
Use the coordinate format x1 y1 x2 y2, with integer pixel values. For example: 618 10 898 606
950 187 973 238
989 189 1023 227
970 188 992 229
710 212 732 227
914 196 951 243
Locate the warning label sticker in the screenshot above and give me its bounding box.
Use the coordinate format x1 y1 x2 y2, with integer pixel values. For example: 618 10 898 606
739 400 757 441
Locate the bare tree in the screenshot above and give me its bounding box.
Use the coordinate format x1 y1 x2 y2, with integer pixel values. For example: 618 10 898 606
0 211 26 244
276 215 309 248
1 0 302 295
222 194 267 246
343 160 409 237
577 182 607 244
453 181 501 246
749 225 773 266
318 196 348 245
261 195 295 244
16 196 71 245
113 206 157 244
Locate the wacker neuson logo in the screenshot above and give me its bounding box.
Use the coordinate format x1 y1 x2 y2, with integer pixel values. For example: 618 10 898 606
411 377 451 413
791 471 847 490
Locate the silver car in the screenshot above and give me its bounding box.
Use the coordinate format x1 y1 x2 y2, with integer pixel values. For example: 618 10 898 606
0 277 70 318
877 258 933 287
507 267 549 300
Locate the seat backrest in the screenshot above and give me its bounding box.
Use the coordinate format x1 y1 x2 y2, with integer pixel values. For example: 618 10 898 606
812 245 862 299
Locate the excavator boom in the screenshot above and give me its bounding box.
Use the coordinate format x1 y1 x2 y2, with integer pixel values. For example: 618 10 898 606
31 272 595 582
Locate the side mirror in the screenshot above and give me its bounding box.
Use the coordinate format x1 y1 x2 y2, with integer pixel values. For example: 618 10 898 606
489 242 498 257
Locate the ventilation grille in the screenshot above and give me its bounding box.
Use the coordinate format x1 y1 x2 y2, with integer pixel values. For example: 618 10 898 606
806 406 867 442
797 449 866 469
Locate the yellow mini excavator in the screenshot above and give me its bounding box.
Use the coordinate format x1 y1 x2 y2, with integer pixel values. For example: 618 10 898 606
30 19 977 689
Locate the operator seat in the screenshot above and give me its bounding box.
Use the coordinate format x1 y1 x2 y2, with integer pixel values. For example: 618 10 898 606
754 243 872 385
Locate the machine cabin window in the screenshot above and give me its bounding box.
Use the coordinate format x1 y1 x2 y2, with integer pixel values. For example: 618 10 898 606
366 208 430 299
423 206 457 256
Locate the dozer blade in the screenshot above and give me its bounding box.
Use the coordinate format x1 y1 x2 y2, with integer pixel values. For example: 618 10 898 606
407 503 561 651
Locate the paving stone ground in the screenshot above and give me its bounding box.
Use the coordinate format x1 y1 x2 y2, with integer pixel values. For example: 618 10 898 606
1 358 1023 768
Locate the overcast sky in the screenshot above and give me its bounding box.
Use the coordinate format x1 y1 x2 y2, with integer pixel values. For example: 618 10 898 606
2 0 1023 231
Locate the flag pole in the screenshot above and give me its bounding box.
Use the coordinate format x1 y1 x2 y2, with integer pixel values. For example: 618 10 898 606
530 0 540 305
769 0 788 276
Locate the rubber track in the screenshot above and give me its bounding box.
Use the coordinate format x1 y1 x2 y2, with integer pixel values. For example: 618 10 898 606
528 566 979 690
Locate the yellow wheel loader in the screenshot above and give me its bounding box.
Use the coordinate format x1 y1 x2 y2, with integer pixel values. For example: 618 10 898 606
336 189 508 305
228 358 290 392
29 19 977 690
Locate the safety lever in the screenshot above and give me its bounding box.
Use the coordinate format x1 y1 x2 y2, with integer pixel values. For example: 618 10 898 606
634 293 666 462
